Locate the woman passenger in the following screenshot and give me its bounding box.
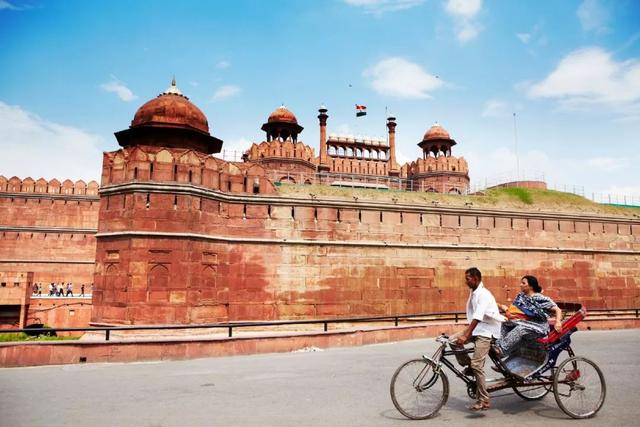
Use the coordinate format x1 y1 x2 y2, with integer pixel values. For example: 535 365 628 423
496 275 563 357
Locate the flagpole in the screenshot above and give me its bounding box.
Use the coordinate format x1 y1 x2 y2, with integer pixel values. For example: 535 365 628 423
513 112 520 181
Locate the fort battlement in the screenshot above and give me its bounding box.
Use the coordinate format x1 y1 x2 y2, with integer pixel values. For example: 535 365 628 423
0 176 99 196
0 175 98 320
101 146 277 195
93 174 640 324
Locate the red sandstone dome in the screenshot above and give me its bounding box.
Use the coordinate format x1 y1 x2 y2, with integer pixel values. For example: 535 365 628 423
131 80 209 134
423 123 451 141
115 79 222 154
267 106 298 124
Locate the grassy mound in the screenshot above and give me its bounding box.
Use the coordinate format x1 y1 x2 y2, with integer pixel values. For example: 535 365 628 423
276 184 640 217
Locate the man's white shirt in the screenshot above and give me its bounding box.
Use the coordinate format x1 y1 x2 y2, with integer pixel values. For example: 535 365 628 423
466 282 505 338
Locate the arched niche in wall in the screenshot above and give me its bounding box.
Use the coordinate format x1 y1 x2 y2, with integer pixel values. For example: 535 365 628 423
148 264 169 289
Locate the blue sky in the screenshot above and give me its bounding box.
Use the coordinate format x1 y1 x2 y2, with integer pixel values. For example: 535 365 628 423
1 0 639 200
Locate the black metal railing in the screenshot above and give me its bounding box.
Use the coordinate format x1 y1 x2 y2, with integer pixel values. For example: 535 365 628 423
1 311 466 341
0 307 638 342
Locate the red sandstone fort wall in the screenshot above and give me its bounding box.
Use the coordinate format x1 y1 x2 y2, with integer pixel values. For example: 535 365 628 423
0 177 99 292
92 161 640 325
26 297 93 331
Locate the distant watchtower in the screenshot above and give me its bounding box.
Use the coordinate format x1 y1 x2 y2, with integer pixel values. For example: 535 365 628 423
260 105 304 143
244 105 316 184
401 123 470 194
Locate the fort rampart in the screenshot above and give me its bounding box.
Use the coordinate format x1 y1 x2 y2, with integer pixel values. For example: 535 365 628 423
2 169 639 329
93 155 640 325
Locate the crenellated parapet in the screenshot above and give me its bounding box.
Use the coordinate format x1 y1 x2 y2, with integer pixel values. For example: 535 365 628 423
400 156 469 176
245 140 316 163
102 145 277 194
0 176 99 196
243 140 317 178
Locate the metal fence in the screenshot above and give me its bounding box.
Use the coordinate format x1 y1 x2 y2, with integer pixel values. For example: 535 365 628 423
1 308 638 342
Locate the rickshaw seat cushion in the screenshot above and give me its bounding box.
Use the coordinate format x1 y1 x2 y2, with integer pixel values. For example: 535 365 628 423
536 308 585 345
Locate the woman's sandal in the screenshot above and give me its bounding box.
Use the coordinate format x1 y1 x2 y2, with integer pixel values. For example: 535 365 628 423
468 400 490 411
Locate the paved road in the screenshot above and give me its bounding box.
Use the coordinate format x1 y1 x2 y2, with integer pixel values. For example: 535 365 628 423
1 329 638 427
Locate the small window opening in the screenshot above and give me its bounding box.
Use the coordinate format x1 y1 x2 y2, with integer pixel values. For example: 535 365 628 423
188 170 193 183
146 193 150 209
174 195 178 209
133 167 138 180
150 163 154 178
173 164 178 180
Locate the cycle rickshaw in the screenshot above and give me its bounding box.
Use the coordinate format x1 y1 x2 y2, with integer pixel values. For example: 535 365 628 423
390 303 606 419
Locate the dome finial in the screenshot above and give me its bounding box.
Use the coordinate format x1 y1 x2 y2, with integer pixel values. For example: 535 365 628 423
163 76 183 96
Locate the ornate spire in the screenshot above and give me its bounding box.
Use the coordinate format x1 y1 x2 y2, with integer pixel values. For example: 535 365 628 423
163 76 183 96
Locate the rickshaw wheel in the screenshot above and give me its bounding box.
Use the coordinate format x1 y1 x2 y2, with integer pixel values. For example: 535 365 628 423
553 356 606 419
390 358 449 420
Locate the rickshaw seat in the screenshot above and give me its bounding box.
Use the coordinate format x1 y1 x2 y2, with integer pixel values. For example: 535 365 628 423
536 303 586 345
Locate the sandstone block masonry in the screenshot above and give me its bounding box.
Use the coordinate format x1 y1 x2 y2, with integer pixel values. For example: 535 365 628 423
93 162 640 324
0 177 98 328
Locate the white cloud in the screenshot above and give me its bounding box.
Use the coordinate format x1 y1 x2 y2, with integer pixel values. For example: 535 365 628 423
444 0 483 44
515 23 548 51
577 0 610 33
0 101 103 181
343 0 424 15
465 144 640 199
216 60 231 69
363 57 443 98
0 0 19 10
528 47 640 118
481 99 510 118
211 85 241 101
586 157 630 171
99 76 137 102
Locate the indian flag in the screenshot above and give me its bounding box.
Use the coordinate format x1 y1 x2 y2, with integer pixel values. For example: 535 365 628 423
355 104 367 117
